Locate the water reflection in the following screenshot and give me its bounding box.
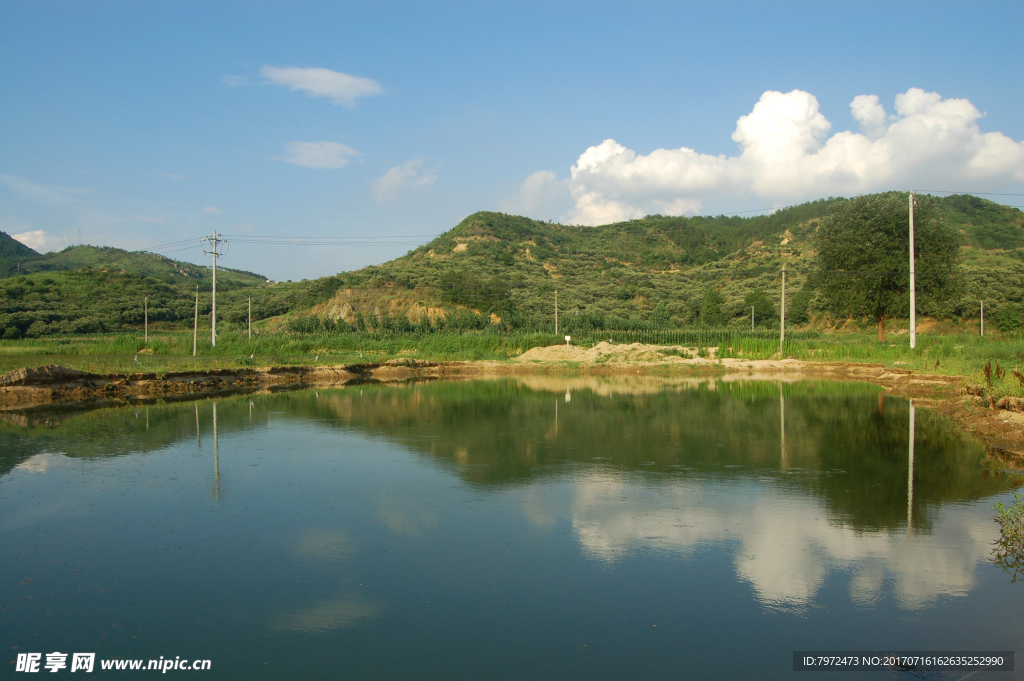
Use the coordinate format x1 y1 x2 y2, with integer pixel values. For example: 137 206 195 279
1 376 1022 680
565 471 995 610
273 590 384 634
908 399 915 538
0 377 1015 534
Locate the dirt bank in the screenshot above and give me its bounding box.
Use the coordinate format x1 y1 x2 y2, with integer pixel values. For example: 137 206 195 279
2 344 1022 463
0 360 460 412
515 342 1024 461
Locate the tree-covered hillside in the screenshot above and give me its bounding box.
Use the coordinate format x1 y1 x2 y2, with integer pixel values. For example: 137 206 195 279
1 192 1022 339
0 231 44 277
330 193 1022 332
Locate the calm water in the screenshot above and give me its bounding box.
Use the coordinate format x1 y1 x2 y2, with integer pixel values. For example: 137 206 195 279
2 376 1022 680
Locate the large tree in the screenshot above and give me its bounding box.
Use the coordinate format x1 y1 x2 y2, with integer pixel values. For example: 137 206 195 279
816 192 962 342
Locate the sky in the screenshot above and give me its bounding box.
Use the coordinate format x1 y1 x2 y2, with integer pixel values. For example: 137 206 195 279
1 1 1022 281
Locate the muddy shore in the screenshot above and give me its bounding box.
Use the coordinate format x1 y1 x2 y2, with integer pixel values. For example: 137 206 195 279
2 352 1022 463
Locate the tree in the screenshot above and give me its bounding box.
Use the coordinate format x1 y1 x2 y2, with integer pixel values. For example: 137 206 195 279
816 193 962 342
786 282 815 325
699 288 724 326
742 289 777 327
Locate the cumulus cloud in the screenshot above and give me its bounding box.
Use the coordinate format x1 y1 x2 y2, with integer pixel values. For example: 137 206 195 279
262 66 383 108
279 141 359 169
12 230 68 253
561 88 1024 225
499 170 571 219
371 160 437 202
202 206 222 215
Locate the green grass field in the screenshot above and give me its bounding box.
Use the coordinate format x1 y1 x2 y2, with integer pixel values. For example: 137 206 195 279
2 328 1022 400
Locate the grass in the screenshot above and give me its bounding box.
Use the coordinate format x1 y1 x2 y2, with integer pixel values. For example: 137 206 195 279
991 493 1024 583
2 328 1023 400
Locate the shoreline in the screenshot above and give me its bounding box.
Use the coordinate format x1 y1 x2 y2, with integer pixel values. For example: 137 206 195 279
2 354 1023 464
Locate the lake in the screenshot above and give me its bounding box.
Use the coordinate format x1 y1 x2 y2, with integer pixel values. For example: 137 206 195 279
2 376 1021 679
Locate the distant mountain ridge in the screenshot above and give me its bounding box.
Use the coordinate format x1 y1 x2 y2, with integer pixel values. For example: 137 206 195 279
1 192 1022 338
0 231 42 275
0 236 267 285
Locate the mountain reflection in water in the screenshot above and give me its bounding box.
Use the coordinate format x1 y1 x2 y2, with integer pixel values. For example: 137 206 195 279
1 376 1021 680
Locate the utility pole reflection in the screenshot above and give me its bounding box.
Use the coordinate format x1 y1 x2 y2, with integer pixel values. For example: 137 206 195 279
780 384 787 470
213 402 220 502
908 399 915 539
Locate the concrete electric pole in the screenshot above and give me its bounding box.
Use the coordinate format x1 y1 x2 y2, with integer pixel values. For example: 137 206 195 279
780 265 786 353
909 192 917 350
193 286 199 357
202 232 226 348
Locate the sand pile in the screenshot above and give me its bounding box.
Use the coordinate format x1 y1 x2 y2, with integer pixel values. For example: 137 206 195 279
516 342 714 365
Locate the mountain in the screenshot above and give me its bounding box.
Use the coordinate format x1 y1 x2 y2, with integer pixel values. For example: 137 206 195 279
1 193 1022 339
0 231 44 276
3 242 267 286
315 193 1024 331
0 240 273 339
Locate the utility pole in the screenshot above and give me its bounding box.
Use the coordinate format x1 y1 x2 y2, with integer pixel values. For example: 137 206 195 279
202 232 226 347
248 296 252 339
909 191 917 350
144 296 148 342
554 290 559 336
780 265 786 353
193 286 199 357
751 306 755 331
981 301 984 337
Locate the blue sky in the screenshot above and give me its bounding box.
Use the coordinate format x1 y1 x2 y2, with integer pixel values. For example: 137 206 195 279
2 1 1022 281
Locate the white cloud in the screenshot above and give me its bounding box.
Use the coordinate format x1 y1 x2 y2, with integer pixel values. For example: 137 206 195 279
561 88 1024 225
371 160 437 202
12 230 68 253
222 75 247 87
850 94 888 140
136 215 167 225
202 206 222 215
499 170 570 219
0 175 90 205
261 66 383 108
279 141 359 169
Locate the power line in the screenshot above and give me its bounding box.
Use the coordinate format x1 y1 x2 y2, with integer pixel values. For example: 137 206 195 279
913 190 1024 197
149 244 205 256
221 233 437 239
226 239 429 246
139 238 203 251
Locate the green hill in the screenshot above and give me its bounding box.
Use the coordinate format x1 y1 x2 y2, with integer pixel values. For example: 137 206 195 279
1 192 1022 339
320 193 1023 332
2 241 267 286
0 239 273 338
0 231 44 276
